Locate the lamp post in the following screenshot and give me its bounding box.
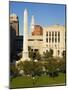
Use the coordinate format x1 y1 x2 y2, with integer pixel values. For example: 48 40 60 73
32 59 38 87
32 76 35 86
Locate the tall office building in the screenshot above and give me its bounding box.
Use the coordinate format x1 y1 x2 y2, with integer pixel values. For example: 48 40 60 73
10 13 19 36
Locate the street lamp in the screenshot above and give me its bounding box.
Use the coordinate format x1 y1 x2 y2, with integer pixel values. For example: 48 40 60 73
32 76 35 86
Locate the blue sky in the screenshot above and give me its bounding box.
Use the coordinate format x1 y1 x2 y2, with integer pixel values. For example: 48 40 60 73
9 1 66 35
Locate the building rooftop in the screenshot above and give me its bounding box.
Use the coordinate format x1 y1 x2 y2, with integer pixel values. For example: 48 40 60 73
10 13 18 22
10 13 17 18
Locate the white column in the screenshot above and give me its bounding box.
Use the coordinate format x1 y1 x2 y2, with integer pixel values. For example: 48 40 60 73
30 15 35 35
22 9 29 60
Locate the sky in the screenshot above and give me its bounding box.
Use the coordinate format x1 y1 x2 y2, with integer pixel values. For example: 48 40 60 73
9 1 66 35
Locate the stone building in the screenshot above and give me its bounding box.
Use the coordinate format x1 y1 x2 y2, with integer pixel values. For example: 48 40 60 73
28 24 65 57
10 14 19 36
10 14 19 62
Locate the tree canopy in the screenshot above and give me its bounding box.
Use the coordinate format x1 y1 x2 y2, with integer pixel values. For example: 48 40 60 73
43 49 53 60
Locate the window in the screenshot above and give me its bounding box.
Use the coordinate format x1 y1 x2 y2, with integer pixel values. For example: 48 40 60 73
58 32 60 42
58 37 60 42
28 39 34 41
49 32 51 36
52 37 54 42
46 38 48 42
46 32 48 36
49 38 51 42
31 49 33 51
37 39 43 41
58 32 60 37
52 32 54 36
34 49 38 51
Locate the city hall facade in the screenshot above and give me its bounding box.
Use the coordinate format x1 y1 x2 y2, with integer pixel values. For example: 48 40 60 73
28 24 65 57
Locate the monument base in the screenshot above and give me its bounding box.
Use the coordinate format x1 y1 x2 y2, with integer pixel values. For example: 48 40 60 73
23 51 29 60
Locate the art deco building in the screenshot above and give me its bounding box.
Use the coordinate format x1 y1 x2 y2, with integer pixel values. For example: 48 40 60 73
43 25 65 57
10 13 19 62
10 14 19 36
28 24 65 57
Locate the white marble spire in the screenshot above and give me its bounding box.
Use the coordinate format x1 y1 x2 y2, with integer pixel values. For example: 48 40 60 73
30 15 35 35
22 8 29 60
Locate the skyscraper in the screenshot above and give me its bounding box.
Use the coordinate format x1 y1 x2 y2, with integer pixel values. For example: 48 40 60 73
10 13 19 36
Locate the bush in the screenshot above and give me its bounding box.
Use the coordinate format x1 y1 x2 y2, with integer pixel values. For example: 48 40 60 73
43 49 53 60
58 58 66 73
17 61 43 77
44 57 59 78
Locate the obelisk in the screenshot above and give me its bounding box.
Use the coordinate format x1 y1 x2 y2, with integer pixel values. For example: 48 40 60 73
30 15 35 35
22 8 28 61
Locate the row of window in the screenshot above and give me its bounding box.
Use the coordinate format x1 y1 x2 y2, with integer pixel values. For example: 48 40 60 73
46 31 60 37
46 37 60 43
46 31 60 43
46 44 59 48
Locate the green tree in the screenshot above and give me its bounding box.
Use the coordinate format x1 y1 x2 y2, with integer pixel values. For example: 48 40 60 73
17 61 43 77
58 59 66 73
22 61 33 75
28 46 35 60
10 64 19 76
33 61 43 76
44 57 59 77
16 61 23 70
43 49 53 60
35 51 41 61
49 49 53 57
43 51 49 59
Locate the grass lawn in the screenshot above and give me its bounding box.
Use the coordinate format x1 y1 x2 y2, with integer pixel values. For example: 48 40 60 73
10 73 66 89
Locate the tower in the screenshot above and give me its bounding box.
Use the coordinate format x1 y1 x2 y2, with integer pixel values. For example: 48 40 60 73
30 15 35 35
22 8 29 61
10 14 19 36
